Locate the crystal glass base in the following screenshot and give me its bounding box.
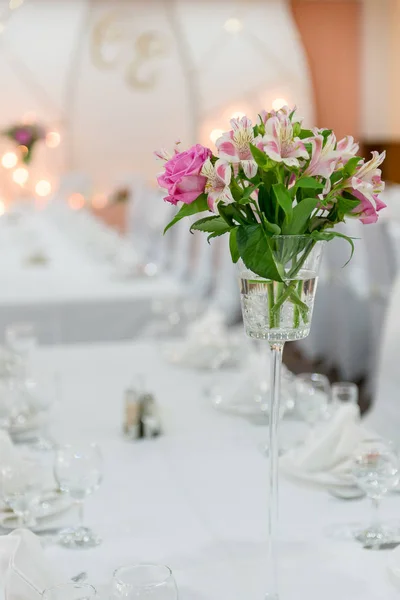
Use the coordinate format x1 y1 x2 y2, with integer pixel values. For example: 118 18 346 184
58 526 102 549
354 525 394 547
245 327 310 342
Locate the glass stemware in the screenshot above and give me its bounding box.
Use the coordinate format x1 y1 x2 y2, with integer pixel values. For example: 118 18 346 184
352 441 400 547
112 564 178 600
296 373 331 427
5 322 37 377
237 236 325 600
54 442 103 548
331 381 358 406
43 584 97 600
0 459 43 527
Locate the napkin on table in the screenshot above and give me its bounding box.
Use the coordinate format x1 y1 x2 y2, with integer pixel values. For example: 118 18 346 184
0 529 62 600
280 404 379 488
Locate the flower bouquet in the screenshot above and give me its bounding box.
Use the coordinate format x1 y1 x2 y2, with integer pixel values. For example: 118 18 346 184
155 105 386 599
3 122 46 164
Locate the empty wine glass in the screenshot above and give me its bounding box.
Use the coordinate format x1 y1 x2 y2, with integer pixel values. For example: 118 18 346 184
43 583 97 600
5 322 37 376
352 441 399 547
296 373 331 427
0 459 43 527
112 564 178 600
54 442 103 548
332 382 358 406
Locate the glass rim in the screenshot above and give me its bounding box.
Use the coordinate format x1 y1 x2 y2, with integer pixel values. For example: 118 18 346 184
42 583 97 599
113 564 173 588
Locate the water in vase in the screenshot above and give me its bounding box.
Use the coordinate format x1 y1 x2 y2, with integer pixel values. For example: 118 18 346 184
239 269 319 342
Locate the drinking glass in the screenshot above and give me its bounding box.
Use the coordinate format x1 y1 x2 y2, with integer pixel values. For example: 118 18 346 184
0 459 43 527
331 382 358 406
54 442 103 548
43 584 97 600
295 373 331 427
112 564 178 600
352 441 399 547
5 322 37 375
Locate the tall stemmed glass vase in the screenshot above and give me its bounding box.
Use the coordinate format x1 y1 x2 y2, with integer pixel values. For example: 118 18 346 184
238 236 324 600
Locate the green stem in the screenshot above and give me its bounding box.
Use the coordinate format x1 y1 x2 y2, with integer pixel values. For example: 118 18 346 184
274 282 284 328
293 280 303 329
267 282 275 329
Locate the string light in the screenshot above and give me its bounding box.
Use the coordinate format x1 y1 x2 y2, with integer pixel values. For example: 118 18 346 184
91 193 108 209
46 131 61 148
1 151 17 169
12 167 28 185
68 193 85 211
35 180 51 197
272 98 288 111
223 18 243 33
231 111 245 120
210 129 224 144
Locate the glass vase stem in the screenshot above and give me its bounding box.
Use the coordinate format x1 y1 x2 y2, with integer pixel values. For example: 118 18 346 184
266 342 284 600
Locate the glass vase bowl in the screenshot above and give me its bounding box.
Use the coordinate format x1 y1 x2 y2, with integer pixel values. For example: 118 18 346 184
237 236 325 342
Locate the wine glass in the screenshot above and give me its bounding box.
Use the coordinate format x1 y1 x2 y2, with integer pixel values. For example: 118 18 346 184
5 322 37 377
54 442 103 548
0 459 43 527
295 373 331 428
112 564 178 600
352 441 400 547
43 584 97 600
331 382 358 406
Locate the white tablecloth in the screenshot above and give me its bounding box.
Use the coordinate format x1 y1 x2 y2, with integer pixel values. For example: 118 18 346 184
0 210 179 344
29 341 400 600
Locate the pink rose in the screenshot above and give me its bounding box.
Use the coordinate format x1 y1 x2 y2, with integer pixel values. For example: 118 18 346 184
157 144 211 205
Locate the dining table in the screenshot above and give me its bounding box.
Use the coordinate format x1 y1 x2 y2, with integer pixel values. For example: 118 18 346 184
28 339 400 600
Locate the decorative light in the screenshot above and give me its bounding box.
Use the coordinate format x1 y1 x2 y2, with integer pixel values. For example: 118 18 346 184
12 167 28 185
210 129 224 144
18 145 28 157
68 193 85 211
91 193 108 209
272 98 288 111
223 18 243 33
231 111 245 120
46 131 61 148
1 151 17 169
35 180 51 197
9 0 24 9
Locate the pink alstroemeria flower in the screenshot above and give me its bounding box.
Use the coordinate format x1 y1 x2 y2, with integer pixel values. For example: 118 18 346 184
346 151 386 224
259 105 303 126
258 114 308 168
216 117 258 179
201 159 234 212
304 132 338 179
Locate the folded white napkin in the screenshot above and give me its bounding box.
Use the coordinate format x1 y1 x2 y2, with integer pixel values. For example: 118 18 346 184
0 529 61 600
280 404 378 488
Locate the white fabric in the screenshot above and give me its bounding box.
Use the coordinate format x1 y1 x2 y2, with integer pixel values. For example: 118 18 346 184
0 207 180 344
0 529 60 600
16 340 400 600
281 404 376 488
364 274 400 443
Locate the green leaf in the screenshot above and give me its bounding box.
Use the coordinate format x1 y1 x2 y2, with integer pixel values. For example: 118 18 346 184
295 177 324 190
207 230 229 242
190 215 231 235
249 143 268 168
282 197 318 234
311 230 355 266
230 177 243 202
164 194 208 234
343 156 362 178
236 224 283 282
330 169 344 185
239 182 261 204
337 195 360 216
321 129 332 143
229 227 240 263
272 183 293 222
299 129 313 139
